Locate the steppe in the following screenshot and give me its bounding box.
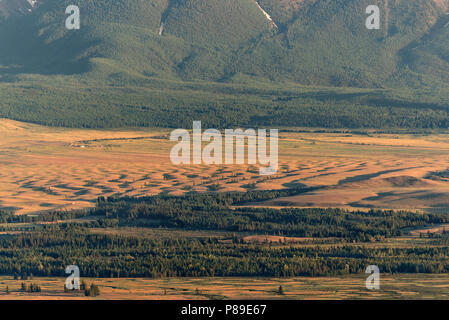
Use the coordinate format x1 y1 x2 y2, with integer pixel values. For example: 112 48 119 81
1 118 449 214
1 275 449 300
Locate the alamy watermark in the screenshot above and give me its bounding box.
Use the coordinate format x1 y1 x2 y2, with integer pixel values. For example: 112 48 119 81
366 5 380 30
170 121 278 175
65 265 80 290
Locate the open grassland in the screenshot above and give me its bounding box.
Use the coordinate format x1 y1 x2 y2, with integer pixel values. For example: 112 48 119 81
2 119 449 214
0 275 449 300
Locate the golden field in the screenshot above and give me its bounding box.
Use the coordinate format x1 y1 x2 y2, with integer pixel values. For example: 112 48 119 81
0 275 449 300
1 118 449 214
1 119 449 300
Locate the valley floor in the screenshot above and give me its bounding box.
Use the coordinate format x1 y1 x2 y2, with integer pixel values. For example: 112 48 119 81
1 275 449 300
1 119 449 214
1 119 449 300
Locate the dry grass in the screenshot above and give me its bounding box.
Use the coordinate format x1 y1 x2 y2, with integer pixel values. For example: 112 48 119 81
0 274 448 300
2 118 449 214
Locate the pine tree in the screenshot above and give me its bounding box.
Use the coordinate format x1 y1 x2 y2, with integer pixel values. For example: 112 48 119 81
91 284 100 296
277 285 284 295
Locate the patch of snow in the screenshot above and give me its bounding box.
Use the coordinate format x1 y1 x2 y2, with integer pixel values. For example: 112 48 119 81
27 0 38 8
159 22 164 36
253 0 278 29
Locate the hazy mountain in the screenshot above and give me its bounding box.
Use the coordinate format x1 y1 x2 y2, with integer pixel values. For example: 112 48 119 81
0 0 448 129
0 0 447 85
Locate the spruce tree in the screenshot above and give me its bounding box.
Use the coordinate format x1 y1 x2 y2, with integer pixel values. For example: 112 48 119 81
278 285 284 295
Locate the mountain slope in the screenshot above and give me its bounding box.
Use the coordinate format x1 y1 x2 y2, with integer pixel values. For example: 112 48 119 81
399 9 449 85
0 0 448 129
1 0 448 86
229 0 448 87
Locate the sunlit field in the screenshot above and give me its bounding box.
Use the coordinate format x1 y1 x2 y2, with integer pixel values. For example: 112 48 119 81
2 118 449 214
1 275 449 300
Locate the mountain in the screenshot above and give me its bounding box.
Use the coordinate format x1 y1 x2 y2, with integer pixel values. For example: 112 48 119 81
0 0 448 129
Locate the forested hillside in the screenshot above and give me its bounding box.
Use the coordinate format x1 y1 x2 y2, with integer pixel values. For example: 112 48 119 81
2 191 449 277
0 0 448 128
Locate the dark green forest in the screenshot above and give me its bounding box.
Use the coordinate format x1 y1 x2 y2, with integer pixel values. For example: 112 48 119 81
2 229 449 278
1 190 449 278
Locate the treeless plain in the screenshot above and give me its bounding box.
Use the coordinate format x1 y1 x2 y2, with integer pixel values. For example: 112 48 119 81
1 118 449 214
